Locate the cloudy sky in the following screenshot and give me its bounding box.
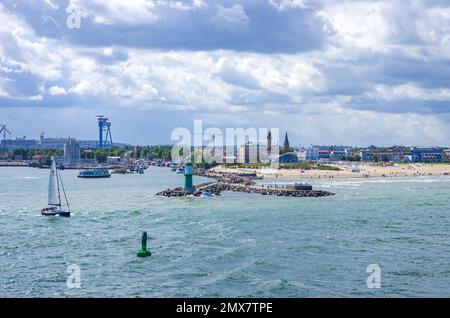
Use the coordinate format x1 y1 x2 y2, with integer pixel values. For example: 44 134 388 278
1 0 450 146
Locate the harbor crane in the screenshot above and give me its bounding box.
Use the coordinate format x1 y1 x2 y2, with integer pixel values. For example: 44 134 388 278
96 115 113 148
0 124 11 153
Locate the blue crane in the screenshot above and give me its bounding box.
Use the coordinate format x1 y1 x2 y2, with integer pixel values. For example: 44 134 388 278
0 124 11 153
96 115 113 148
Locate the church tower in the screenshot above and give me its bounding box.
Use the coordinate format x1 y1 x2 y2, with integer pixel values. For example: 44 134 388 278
283 132 290 152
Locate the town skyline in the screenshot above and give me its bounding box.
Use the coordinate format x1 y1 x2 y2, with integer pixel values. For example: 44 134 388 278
2 120 449 151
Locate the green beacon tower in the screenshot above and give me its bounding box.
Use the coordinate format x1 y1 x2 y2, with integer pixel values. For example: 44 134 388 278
184 162 194 193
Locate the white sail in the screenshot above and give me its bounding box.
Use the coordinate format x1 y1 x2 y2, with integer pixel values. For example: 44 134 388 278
48 158 60 206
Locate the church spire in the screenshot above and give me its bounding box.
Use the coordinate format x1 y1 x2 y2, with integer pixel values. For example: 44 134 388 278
283 132 290 152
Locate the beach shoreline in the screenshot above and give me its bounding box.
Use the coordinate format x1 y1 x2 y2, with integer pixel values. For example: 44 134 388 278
211 163 450 179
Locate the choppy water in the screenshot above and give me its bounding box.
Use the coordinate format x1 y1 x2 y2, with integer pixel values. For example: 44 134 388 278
1 167 450 297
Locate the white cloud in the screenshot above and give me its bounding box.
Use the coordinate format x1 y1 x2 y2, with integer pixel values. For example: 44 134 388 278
48 85 67 95
75 0 159 25
0 76 11 97
369 84 450 102
210 4 249 30
74 0 207 26
268 0 310 11
42 0 58 10
58 49 325 112
319 1 392 52
319 0 450 60
199 103 450 147
0 3 64 80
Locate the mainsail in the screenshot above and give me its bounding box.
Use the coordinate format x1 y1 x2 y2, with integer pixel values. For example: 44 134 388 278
48 158 60 206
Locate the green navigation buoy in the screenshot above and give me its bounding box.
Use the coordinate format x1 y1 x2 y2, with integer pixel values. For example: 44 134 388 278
137 231 151 257
184 162 194 193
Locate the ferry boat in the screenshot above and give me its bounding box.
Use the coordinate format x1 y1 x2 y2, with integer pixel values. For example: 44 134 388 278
78 168 111 178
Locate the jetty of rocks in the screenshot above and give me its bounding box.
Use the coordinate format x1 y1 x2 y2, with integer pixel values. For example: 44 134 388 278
157 170 335 198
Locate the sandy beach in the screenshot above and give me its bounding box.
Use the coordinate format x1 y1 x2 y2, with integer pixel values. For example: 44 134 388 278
211 163 450 179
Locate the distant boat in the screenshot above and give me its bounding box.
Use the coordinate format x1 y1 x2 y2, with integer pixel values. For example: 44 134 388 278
111 167 129 174
170 163 178 171
41 157 71 217
176 167 184 174
78 168 111 178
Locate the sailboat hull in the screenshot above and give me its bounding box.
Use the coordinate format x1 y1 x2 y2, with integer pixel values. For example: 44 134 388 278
41 209 70 217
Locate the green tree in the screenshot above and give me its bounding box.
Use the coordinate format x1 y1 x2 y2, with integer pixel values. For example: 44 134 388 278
161 148 172 161
95 149 107 163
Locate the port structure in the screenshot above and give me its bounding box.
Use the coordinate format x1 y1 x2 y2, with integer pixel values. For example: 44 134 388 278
96 115 113 148
0 124 11 153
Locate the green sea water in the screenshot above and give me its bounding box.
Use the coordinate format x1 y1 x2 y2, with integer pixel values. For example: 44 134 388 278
1 166 450 297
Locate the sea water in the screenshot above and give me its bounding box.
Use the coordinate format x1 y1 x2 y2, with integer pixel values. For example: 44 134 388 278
1 167 450 297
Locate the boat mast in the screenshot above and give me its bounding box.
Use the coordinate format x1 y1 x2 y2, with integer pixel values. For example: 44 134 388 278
58 168 70 211
55 161 62 207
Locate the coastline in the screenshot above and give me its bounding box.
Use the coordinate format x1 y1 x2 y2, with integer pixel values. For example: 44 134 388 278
211 163 450 179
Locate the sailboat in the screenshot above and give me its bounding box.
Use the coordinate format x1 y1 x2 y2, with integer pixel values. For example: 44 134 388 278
41 157 71 217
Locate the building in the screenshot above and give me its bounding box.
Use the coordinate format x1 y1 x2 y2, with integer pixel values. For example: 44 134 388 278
1 138 38 150
358 147 413 162
40 133 71 149
392 155 413 163
283 132 290 152
106 156 121 165
31 155 48 164
359 149 371 161
306 147 319 161
238 142 259 163
63 138 81 166
1 130 129 151
78 140 101 148
278 152 299 163
318 150 331 160
237 140 278 164
443 149 450 162
295 146 319 161
344 148 354 156
330 150 346 161
296 150 306 162
355 146 445 163
411 148 443 163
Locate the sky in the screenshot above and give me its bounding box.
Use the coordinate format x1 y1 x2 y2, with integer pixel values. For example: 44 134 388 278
0 0 450 147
